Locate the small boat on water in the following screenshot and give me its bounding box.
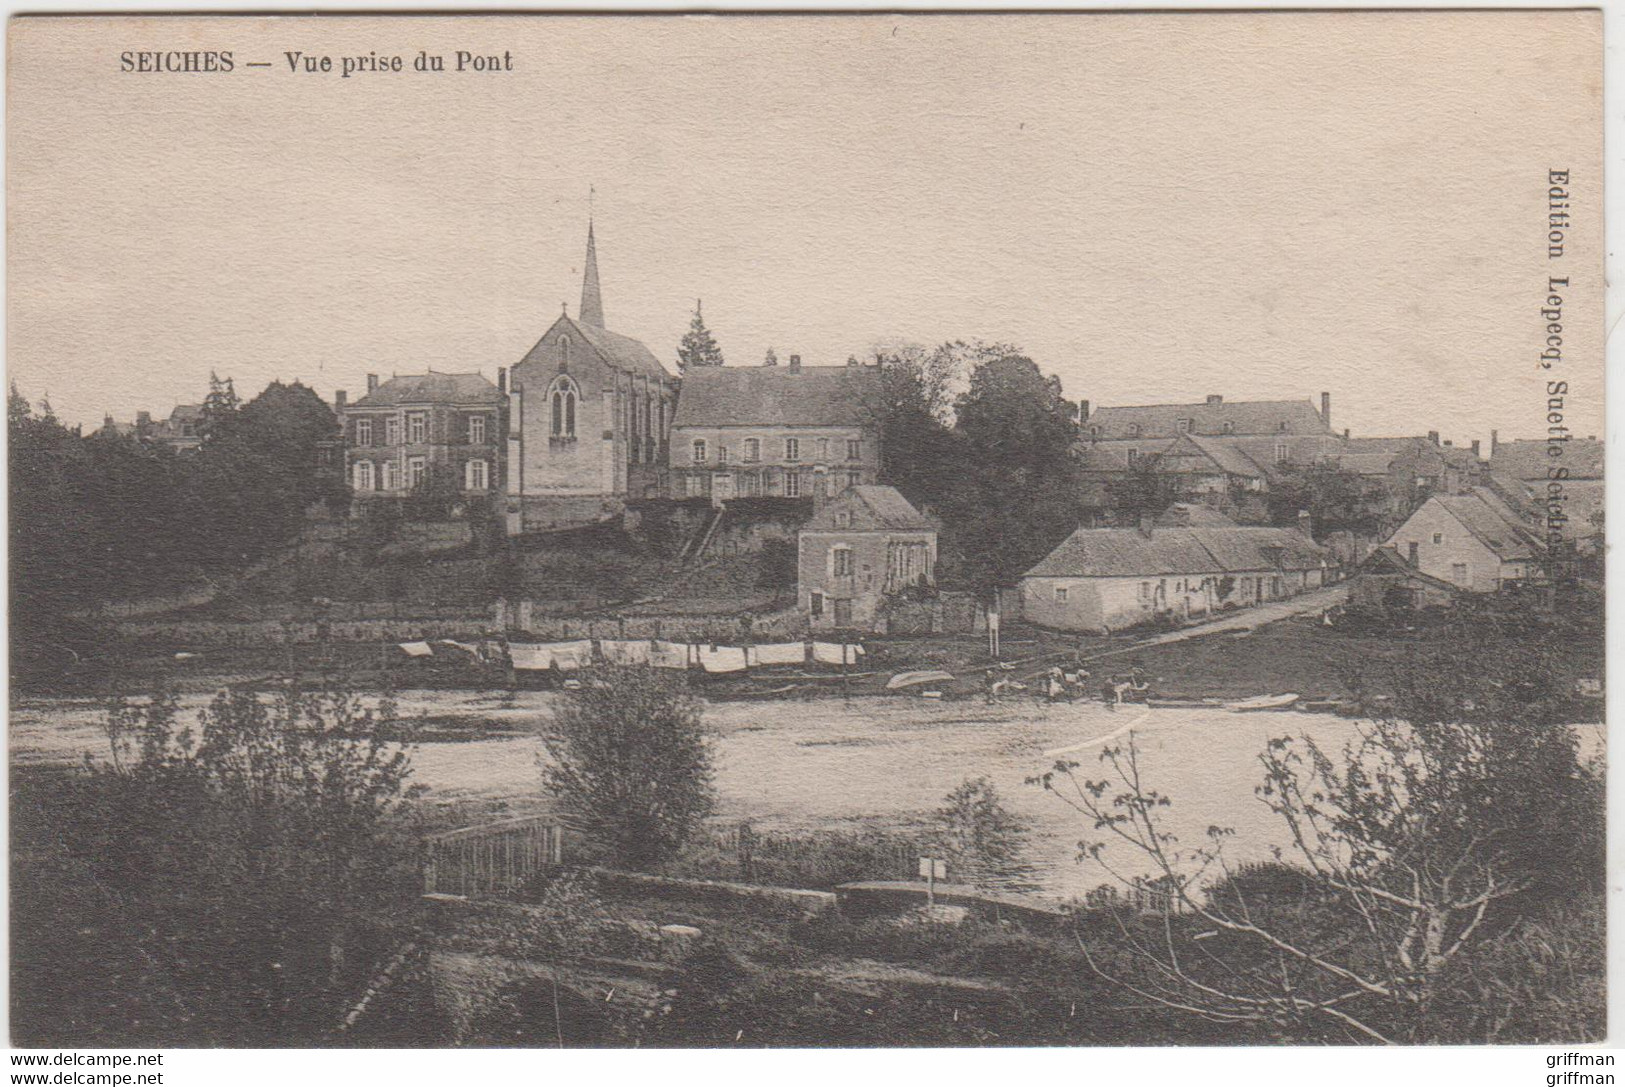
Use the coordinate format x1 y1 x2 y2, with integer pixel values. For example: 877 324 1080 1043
1224 693 1300 712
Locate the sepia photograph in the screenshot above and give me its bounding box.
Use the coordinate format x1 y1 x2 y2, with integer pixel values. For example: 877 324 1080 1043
5 10 1607 1057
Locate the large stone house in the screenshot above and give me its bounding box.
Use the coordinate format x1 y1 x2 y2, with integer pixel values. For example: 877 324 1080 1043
1379 488 1543 591
1075 393 1339 511
1488 435 1603 554
670 355 881 504
339 371 505 502
1019 519 1333 633
504 223 679 533
798 485 937 631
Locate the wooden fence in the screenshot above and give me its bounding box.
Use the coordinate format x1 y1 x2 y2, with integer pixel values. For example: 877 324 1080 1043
422 816 565 899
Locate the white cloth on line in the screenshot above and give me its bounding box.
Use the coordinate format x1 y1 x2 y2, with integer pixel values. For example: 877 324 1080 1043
812 642 864 665
751 642 807 667
701 646 749 673
509 640 593 671
650 641 692 669
599 639 652 665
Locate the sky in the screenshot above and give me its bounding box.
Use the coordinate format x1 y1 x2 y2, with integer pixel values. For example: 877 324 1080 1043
8 13 1604 449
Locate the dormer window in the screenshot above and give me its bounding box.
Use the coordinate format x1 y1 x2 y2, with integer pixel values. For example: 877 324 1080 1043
1222 421 1234 434
1275 441 1289 465
1278 421 1290 432
835 511 851 529
1128 423 1141 437
1177 418 1191 433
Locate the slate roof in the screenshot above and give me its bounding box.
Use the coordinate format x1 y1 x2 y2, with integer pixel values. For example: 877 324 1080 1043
1024 525 1329 579
803 485 938 533
1428 489 1542 561
1164 434 1269 478
569 318 670 379
513 315 672 382
1490 437 1603 480
1155 503 1238 527
1334 452 1406 477
350 371 503 409
673 364 879 429
1084 398 1330 440
1362 546 1463 591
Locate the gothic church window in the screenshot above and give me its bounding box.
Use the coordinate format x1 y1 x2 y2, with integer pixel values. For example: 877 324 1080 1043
550 376 579 439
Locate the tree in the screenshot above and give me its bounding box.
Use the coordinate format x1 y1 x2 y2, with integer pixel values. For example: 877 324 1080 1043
56 681 419 1044
868 343 965 513
199 370 241 446
539 666 715 869
1103 464 1177 526
1033 609 1601 1044
930 777 1033 891
945 353 1087 594
183 380 345 567
763 346 778 366
1265 463 1390 539
676 299 725 370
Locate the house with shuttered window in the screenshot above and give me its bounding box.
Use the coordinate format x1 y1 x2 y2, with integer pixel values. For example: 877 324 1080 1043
798 485 937 631
339 370 505 504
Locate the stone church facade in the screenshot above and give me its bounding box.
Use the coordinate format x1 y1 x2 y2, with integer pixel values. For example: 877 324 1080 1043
504 223 680 534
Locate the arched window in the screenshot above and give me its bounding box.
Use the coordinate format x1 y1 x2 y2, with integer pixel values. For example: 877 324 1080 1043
549 376 578 439
559 335 571 369
353 460 375 491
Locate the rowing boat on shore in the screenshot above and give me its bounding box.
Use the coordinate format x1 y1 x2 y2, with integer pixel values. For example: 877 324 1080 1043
1223 693 1300 712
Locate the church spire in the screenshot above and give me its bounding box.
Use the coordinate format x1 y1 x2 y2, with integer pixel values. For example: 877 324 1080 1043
579 218 605 328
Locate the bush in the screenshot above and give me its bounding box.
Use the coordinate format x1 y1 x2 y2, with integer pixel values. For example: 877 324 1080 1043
539 666 715 870
47 681 421 1045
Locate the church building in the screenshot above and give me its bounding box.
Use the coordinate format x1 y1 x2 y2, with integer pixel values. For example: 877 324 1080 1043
504 224 680 534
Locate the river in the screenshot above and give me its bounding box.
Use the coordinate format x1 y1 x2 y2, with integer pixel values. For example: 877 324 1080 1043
11 691 1604 902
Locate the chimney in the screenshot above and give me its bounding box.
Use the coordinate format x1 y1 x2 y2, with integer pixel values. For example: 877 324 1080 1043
334 390 347 409
1491 429 1499 453
367 373 380 394
497 367 507 395
1320 391 1331 429
1137 512 1155 539
1471 439 1481 458
1443 439 1453 447
1206 394 1223 405
1079 399 1090 422
788 354 802 373
1428 430 1439 445
1297 509 1314 538
103 412 114 429
846 355 859 367
136 410 151 428
1343 428 1350 440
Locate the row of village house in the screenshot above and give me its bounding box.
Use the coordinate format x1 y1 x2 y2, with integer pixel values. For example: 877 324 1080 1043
104 222 1602 634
